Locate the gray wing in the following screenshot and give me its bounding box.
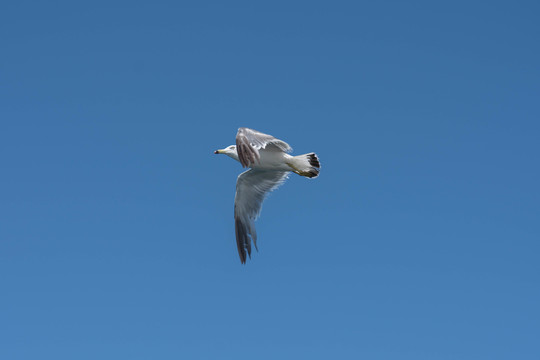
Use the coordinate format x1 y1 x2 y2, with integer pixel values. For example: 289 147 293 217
234 169 290 264
235 127 293 168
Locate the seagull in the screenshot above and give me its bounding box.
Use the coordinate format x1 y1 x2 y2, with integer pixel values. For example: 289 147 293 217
215 127 321 263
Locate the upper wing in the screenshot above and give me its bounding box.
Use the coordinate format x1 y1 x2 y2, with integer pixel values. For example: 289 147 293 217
234 169 290 264
235 127 293 168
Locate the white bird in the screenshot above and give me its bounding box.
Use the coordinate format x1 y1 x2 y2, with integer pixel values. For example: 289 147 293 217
215 127 321 263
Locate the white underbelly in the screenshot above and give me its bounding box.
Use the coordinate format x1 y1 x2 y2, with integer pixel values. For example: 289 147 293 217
252 150 292 171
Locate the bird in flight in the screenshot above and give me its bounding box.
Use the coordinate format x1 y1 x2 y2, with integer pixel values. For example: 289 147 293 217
215 127 321 263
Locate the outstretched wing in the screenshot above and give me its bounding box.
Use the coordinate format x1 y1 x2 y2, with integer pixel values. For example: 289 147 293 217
234 169 290 264
235 127 292 168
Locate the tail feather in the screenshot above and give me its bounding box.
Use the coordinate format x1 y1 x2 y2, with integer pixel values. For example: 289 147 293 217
288 153 320 178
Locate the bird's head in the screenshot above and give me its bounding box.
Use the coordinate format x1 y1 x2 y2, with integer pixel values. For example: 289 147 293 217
214 145 239 161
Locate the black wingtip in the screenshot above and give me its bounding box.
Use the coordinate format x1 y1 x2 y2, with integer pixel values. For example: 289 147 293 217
235 218 248 264
308 153 320 168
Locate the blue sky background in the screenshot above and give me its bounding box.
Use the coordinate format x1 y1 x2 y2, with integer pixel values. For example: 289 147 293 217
1 1 539 359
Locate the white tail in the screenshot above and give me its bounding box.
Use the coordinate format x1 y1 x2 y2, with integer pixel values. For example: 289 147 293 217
287 153 320 178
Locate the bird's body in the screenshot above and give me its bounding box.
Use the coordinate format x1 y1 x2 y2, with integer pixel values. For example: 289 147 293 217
252 149 292 171
215 128 320 263
223 145 292 171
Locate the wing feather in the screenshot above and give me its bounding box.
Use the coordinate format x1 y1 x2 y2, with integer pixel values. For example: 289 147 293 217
236 127 292 168
234 169 290 263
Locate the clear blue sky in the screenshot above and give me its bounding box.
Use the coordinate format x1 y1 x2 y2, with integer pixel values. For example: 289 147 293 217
1 1 539 359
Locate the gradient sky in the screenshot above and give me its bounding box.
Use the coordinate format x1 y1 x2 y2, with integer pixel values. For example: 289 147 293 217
1 1 539 359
